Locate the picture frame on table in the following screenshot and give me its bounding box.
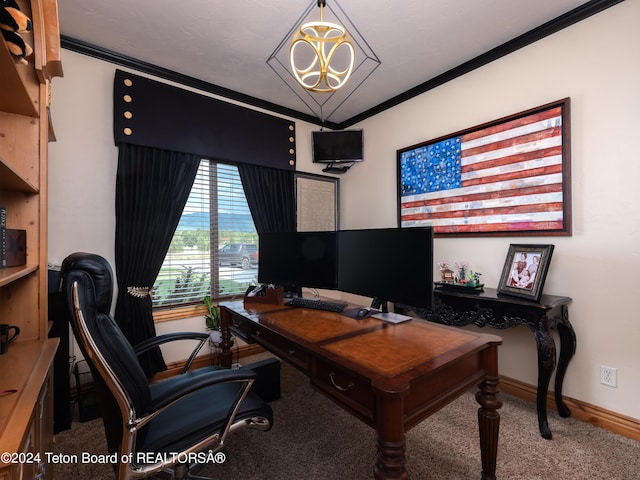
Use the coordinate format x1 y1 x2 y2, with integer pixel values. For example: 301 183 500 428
497 244 554 301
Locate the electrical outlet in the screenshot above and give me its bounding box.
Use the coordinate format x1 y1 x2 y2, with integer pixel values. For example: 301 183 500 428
600 365 617 387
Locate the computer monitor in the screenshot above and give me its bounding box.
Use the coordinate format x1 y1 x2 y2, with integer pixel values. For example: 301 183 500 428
258 228 433 321
337 227 434 321
258 231 338 291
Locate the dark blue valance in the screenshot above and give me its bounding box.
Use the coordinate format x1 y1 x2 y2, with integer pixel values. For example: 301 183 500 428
113 70 296 170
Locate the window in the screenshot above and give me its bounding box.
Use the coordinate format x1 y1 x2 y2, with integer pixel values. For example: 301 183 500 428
153 160 258 308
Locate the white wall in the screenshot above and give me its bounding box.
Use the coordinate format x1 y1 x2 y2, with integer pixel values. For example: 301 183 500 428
339 1 640 418
48 56 118 267
49 1 639 419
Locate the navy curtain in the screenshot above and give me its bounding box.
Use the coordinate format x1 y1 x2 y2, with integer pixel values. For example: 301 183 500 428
238 163 296 233
114 143 201 377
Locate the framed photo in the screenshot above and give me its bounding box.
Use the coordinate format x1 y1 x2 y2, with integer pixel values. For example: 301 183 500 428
497 244 554 301
397 98 571 237
295 172 339 231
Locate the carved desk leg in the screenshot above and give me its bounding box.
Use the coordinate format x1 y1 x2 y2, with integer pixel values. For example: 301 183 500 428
554 305 576 418
219 308 233 369
374 392 407 480
531 321 556 439
476 345 502 480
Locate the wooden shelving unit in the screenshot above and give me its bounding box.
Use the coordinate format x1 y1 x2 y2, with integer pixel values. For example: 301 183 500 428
0 38 39 117
0 1 62 479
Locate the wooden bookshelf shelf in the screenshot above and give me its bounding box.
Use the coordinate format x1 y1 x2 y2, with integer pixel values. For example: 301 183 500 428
0 265 39 288
0 1 63 478
0 161 39 193
0 37 39 117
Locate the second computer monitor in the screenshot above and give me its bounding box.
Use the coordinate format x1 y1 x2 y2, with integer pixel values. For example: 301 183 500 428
258 227 433 309
258 231 338 290
337 227 433 309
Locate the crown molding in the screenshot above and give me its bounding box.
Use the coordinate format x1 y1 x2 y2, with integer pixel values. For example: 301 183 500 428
340 0 625 128
61 35 339 129
61 0 624 130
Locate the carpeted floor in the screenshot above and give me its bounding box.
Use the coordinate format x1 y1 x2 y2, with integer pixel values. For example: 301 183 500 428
54 358 639 479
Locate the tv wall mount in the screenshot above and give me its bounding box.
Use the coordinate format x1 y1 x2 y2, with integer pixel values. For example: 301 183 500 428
322 162 353 174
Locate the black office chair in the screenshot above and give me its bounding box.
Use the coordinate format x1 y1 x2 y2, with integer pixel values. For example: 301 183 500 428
61 252 273 480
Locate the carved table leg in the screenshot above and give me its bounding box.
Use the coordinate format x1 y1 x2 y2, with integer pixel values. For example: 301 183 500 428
476 345 502 480
532 326 556 439
374 393 407 480
554 306 576 418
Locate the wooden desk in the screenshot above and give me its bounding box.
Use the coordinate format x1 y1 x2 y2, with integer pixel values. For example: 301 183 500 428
402 287 575 439
220 300 503 480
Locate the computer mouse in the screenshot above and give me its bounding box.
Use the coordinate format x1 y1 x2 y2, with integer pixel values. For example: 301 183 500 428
355 308 370 319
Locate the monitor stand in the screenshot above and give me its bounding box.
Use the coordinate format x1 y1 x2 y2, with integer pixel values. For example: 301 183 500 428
370 298 412 323
283 285 303 299
372 312 412 324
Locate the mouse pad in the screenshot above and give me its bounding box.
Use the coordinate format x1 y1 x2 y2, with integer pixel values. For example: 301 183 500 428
342 307 380 319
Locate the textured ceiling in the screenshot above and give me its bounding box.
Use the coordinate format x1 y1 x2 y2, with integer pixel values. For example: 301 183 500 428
58 0 609 127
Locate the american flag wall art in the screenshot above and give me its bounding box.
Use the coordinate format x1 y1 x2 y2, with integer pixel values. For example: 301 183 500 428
397 98 571 236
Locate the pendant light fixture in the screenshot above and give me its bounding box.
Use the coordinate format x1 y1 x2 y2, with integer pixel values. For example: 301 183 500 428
289 0 355 93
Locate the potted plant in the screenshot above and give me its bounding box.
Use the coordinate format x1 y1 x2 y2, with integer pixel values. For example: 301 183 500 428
468 270 482 287
203 295 222 344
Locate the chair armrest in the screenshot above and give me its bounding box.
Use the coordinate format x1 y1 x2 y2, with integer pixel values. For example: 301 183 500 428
148 367 257 412
134 332 209 353
135 332 209 373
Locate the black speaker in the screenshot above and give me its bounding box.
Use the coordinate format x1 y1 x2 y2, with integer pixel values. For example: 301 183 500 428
241 358 281 403
48 269 72 433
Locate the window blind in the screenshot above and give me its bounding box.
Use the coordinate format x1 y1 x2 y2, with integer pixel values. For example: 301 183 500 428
153 160 258 308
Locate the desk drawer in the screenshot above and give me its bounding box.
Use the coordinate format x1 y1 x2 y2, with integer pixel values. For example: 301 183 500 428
252 327 308 373
311 359 374 422
228 313 256 342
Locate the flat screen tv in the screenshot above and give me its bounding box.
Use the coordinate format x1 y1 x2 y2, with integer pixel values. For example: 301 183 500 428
312 129 364 163
337 227 434 321
258 231 338 291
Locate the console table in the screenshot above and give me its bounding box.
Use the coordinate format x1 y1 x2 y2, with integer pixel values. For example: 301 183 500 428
403 287 575 439
220 300 503 480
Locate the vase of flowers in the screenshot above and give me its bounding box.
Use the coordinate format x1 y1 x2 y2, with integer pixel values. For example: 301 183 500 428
455 261 469 283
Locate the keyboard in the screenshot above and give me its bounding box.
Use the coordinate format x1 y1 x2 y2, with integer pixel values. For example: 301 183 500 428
286 297 348 313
